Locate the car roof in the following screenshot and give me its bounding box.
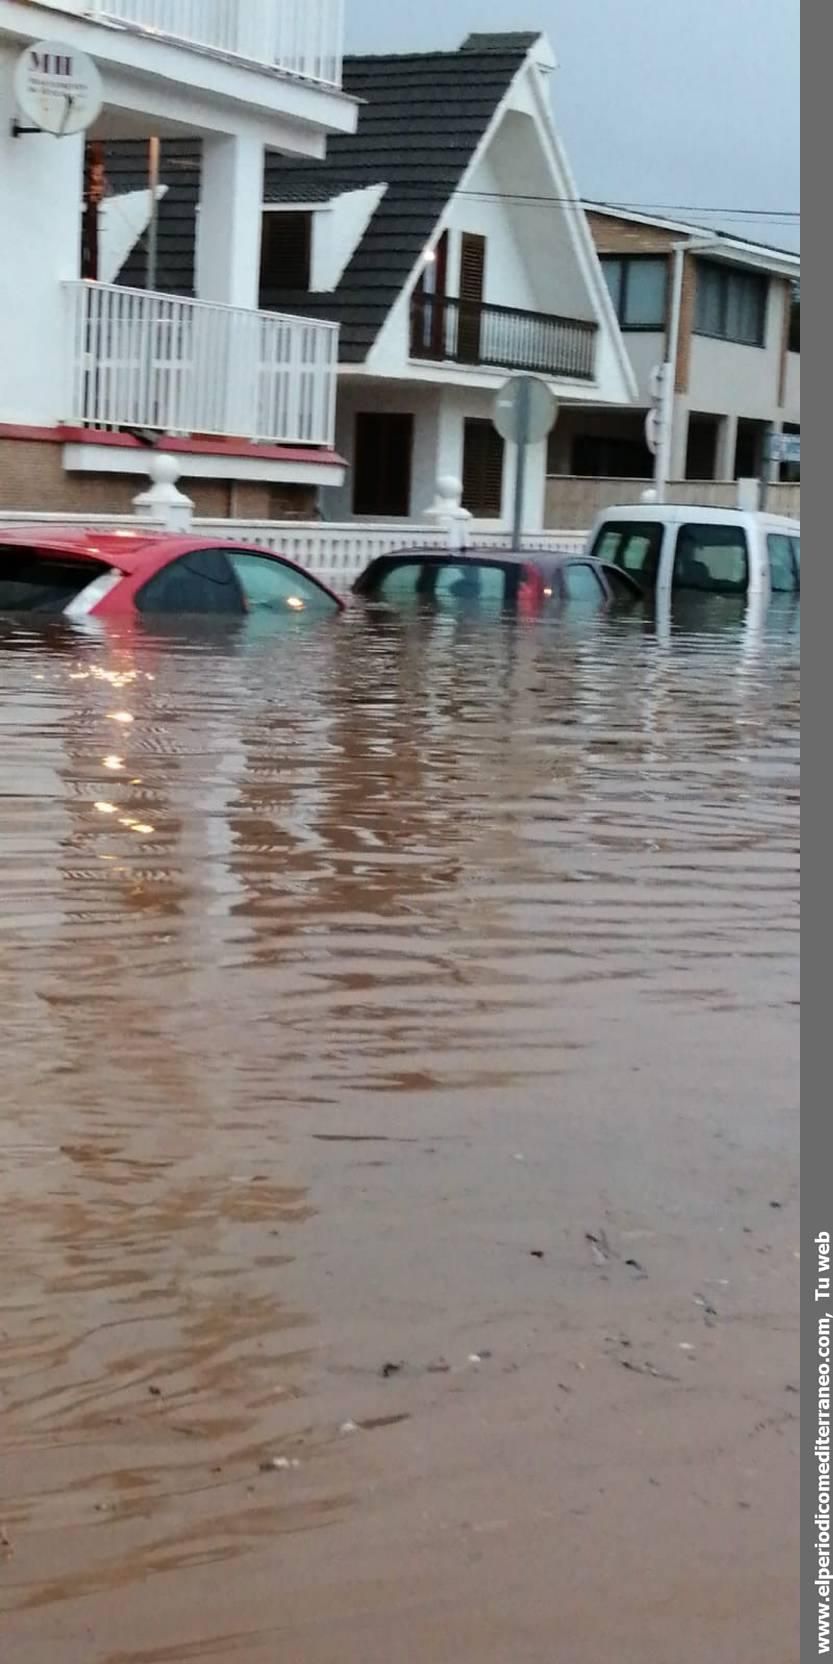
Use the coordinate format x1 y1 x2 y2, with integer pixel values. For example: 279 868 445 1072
593 505 800 533
361 546 589 567
0 528 344 589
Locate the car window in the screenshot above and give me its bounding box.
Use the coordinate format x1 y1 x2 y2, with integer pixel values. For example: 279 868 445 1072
591 522 663 587
366 560 509 609
673 524 749 594
136 547 245 615
604 566 641 603
226 551 340 616
0 547 108 612
767 533 800 594
562 562 607 604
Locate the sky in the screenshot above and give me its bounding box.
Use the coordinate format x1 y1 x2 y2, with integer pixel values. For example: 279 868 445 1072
344 0 801 252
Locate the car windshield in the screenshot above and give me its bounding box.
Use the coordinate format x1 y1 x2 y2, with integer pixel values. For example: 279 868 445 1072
0 546 106 612
357 559 511 611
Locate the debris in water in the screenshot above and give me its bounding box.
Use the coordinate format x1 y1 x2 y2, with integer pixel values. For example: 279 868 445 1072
259 1457 301 1472
625 1258 648 1278
339 1421 360 1436
380 1361 404 1379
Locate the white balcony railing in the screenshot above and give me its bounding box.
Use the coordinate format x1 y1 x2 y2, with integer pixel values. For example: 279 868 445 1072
64 281 339 448
85 0 344 86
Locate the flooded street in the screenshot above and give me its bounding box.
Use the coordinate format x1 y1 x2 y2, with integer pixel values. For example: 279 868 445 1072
0 600 800 1663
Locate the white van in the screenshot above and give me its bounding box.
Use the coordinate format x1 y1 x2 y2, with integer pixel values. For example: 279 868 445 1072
585 504 800 600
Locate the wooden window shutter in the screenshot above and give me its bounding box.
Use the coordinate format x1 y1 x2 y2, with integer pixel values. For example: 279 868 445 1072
458 233 486 362
462 418 504 518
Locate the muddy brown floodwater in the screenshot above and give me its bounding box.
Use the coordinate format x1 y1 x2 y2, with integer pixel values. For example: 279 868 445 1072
0 596 799 1664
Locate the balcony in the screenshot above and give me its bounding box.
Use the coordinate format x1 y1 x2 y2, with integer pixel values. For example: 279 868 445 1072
64 282 339 447
82 0 344 86
410 295 597 382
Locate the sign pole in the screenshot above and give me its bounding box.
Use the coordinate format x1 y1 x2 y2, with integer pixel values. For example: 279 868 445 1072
512 376 531 552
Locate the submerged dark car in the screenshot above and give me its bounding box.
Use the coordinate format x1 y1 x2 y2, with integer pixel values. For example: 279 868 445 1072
353 548 642 615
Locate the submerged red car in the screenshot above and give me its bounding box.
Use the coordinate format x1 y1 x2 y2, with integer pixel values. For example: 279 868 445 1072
0 529 344 620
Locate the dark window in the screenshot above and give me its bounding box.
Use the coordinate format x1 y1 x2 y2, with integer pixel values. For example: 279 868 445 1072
590 521 664 588
259 212 312 297
788 281 800 353
353 412 414 516
562 562 607 604
694 261 768 346
462 418 504 518
734 418 767 480
766 534 800 594
571 433 654 478
601 256 668 329
673 524 749 594
136 548 246 615
224 551 340 615
0 548 107 612
685 414 720 481
356 557 511 611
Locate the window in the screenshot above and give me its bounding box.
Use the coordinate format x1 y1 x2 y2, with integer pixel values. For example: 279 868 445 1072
353 413 414 516
789 281 800 353
601 257 668 330
226 552 340 616
694 261 768 346
359 559 510 611
571 433 654 478
462 419 505 518
0 548 108 612
259 211 312 298
590 522 664 588
685 414 720 481
766 534 800 594
734 419 767 480
136 548 245 615
672 525 749 594
562 562 607 604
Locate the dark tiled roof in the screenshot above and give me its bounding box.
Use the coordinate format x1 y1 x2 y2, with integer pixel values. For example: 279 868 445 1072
104 33 538 360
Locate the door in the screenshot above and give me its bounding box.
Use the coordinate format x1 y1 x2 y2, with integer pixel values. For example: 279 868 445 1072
353 412 415 516
457 233 486 364
412 231 449 360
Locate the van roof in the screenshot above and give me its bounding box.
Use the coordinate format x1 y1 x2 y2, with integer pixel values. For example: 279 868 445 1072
592 504 800 534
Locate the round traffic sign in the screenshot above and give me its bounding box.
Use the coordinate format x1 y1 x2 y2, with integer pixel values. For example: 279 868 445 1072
14 40 103 137
493 376 558 446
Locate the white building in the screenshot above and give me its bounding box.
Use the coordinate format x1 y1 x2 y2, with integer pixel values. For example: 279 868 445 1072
0 0 357 516
101 30 636 534
549 205 800 488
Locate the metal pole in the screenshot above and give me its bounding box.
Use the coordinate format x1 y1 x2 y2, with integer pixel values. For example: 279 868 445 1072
146 136 160 291
655 241 686 504
512 377 531 551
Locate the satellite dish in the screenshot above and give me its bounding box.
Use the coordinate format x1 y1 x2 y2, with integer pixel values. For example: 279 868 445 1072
14 41 103 138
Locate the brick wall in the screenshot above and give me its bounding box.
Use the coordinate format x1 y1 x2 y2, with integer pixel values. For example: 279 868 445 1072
545 475 800 531
586 212 679 255
0 440 318 520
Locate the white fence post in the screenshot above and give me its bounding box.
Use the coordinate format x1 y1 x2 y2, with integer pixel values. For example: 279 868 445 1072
132 454 194 530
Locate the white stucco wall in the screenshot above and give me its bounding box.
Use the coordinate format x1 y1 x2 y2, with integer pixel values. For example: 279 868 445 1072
326 377 547 532
784 353 800 426
313 183 387 293
0 45 84 426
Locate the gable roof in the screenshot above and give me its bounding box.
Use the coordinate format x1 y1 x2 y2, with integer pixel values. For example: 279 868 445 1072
105 33 542 361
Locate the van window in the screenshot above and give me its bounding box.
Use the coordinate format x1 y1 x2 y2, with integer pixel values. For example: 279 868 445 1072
591 522 663 588
767 533 800 594
673 524 749 595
